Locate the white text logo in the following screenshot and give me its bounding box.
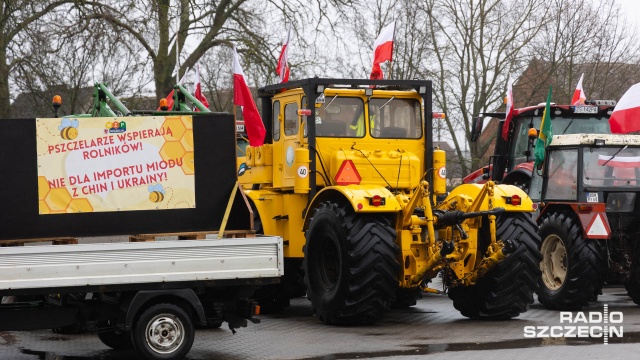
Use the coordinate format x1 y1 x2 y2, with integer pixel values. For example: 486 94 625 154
523 304 622 344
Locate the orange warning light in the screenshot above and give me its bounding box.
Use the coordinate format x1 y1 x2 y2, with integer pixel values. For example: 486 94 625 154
159 98 168 111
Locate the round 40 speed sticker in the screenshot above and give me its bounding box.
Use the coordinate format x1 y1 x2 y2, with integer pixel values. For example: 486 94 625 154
297 165 308 178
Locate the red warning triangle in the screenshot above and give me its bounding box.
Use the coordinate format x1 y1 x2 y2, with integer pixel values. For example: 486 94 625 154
335 160 361 185
585 213 611 239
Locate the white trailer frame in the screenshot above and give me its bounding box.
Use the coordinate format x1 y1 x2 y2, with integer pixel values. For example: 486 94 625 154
0 236 284 360
0 237 283 294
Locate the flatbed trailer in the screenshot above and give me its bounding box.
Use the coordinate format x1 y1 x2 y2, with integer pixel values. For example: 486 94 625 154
0 236 283 360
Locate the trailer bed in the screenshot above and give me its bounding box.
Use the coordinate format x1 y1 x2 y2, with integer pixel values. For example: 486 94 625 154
0 236 283 296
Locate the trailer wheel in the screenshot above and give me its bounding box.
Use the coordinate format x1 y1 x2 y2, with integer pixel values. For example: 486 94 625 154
536 211 604 310
449 212 542 319
133 303 194 360
304 201 399 325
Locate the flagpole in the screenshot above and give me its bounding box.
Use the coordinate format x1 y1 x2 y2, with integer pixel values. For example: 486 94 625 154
233 102 237 123
175 2 180 84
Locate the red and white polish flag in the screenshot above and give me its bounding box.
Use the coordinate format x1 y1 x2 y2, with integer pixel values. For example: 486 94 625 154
609 82 640 134
276 26 291 83
571 73 587 105
370 22 395 80
501 75 515 140
233 47 266 146
194 63 210 111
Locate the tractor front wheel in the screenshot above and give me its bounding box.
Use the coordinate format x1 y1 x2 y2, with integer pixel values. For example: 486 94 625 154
448 212 542 319
304 201 399 325
536 212 604 310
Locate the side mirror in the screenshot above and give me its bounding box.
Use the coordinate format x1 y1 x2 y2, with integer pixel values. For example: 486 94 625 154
470 116 484 142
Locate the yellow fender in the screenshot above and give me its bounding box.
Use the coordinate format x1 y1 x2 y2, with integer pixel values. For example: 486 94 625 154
443 183 535 213
243 188 281 235
303 185 402 230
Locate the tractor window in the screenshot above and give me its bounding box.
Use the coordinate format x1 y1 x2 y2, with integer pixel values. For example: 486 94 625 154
511 118 541 169
284 103 299 136
273 100 281 141
529 165 543 202
583 146 640 187
315 96 364 137
510 115 611 170
545 149 578 200
369 98 422 139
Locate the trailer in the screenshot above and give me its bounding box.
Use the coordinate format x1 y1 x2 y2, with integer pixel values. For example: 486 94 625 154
0 235 283 360
0 107 284 359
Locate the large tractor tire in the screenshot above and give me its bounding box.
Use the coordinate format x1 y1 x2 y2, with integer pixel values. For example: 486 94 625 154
304 201 400 325
536 211 604 310
448 212 542 319
625 245 640 305
626 266 640 305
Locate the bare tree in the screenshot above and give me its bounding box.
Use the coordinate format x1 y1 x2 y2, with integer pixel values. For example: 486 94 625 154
518 0 640 106
0 1 83 118
10 11 153 117
78 0 360 104
410 0 549 175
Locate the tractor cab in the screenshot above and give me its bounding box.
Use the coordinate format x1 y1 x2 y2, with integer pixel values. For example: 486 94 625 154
530 134 640 206
530 134 640 308
466 101 615 187
240 79 434 195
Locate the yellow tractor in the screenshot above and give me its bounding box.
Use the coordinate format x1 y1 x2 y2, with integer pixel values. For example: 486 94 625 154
238 78 541 324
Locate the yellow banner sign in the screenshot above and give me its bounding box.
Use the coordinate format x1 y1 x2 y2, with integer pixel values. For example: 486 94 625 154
36 116 196 214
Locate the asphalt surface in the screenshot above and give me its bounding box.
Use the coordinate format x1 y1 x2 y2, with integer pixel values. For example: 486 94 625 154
1 279 639 360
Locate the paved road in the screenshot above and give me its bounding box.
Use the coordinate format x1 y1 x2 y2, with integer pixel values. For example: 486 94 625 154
1 282 639 360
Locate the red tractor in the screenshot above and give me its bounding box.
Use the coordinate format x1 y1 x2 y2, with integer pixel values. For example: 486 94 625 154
466 100 615 191
466 100 640 310
529 133 640 309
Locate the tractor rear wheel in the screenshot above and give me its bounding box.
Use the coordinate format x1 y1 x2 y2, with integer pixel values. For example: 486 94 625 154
536 211 604 310
304 201 399 325
448 212 542 319
626 267 640 305
625 245 640 305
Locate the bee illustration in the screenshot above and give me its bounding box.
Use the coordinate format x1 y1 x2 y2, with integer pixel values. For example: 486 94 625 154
59 118 80 140
148 184 166 203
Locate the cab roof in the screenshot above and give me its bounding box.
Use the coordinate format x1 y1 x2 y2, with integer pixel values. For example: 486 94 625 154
551 133 640 146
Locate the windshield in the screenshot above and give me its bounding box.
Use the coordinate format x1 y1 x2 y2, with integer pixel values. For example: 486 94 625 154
510 115 610 169
583 146 640 187
369 98 422 139
314 96 422 139
315 96 364 137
